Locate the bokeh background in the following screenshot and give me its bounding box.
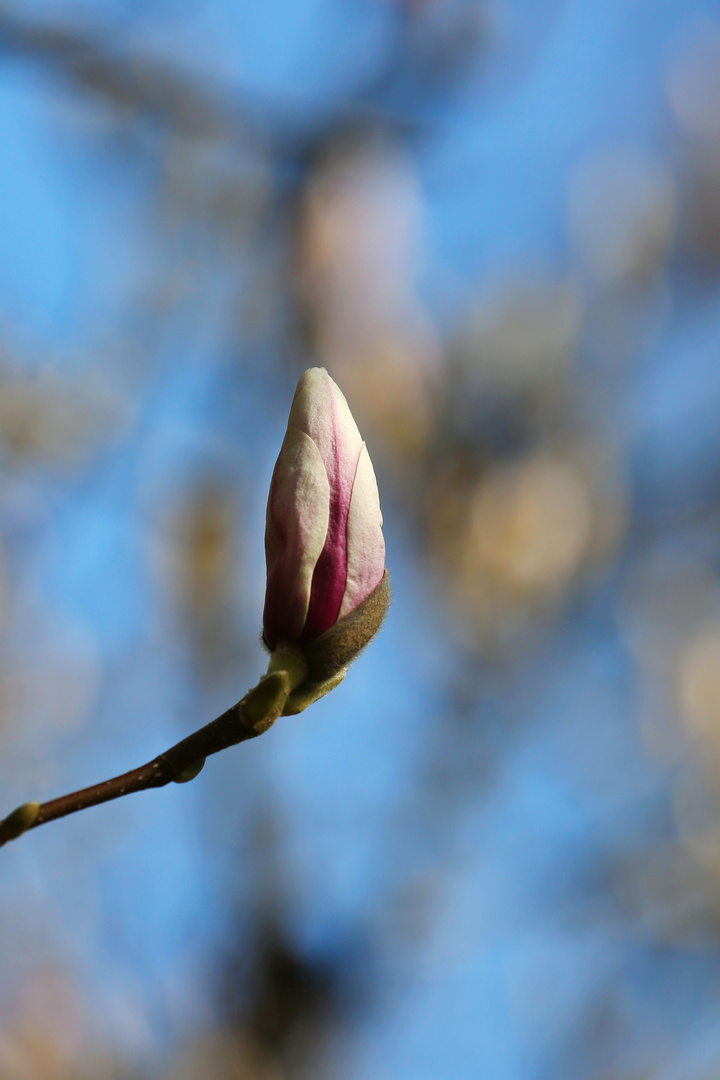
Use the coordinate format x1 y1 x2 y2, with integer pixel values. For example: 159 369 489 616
1 0 720 1077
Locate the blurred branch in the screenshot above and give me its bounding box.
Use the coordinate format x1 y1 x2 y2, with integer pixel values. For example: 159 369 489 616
0 10 238 139
0 8 431 152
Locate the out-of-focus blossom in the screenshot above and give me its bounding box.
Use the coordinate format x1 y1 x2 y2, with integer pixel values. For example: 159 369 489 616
150 478 241 677
0 370 130 473
328 330 438 461
295 139 441 460
0 967 86 1080
263 368 386 653
429 446 626 650
461 455 590 598
296 139 423 325
618 556 720 869
679 624 720 751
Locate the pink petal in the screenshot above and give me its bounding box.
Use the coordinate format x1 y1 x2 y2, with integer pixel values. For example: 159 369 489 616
339 442 385 619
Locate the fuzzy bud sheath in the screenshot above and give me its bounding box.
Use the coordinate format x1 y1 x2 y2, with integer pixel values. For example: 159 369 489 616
263 367 389 713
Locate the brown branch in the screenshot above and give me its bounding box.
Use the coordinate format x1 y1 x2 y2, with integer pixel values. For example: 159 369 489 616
0 663 301 848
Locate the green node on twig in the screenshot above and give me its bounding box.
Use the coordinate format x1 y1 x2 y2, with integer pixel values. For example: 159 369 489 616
0 801 40 844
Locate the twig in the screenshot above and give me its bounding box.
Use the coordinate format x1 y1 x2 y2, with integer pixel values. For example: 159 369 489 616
0 652 307 847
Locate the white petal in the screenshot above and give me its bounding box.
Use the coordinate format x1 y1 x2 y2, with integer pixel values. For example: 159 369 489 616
265 426 330 639
339 443 385 619
289 368 363 491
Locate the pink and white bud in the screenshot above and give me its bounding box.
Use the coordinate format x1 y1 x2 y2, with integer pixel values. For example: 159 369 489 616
263 368 386 655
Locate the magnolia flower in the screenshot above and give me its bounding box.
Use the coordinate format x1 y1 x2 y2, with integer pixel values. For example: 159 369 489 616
263 368 387 690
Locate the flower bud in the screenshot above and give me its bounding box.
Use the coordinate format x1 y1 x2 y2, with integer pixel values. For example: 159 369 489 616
263 368 387 685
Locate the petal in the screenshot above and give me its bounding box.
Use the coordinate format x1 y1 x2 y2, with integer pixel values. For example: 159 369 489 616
289 368 363 512
263 426 330 647
338 443 385 619
293 369 366 641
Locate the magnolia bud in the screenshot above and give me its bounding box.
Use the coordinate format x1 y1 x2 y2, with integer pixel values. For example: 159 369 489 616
263 368 388 698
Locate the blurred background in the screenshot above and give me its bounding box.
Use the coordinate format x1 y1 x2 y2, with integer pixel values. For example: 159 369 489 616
1 0 720 1077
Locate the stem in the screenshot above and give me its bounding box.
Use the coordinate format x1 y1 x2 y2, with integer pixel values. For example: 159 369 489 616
0 650 309 847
